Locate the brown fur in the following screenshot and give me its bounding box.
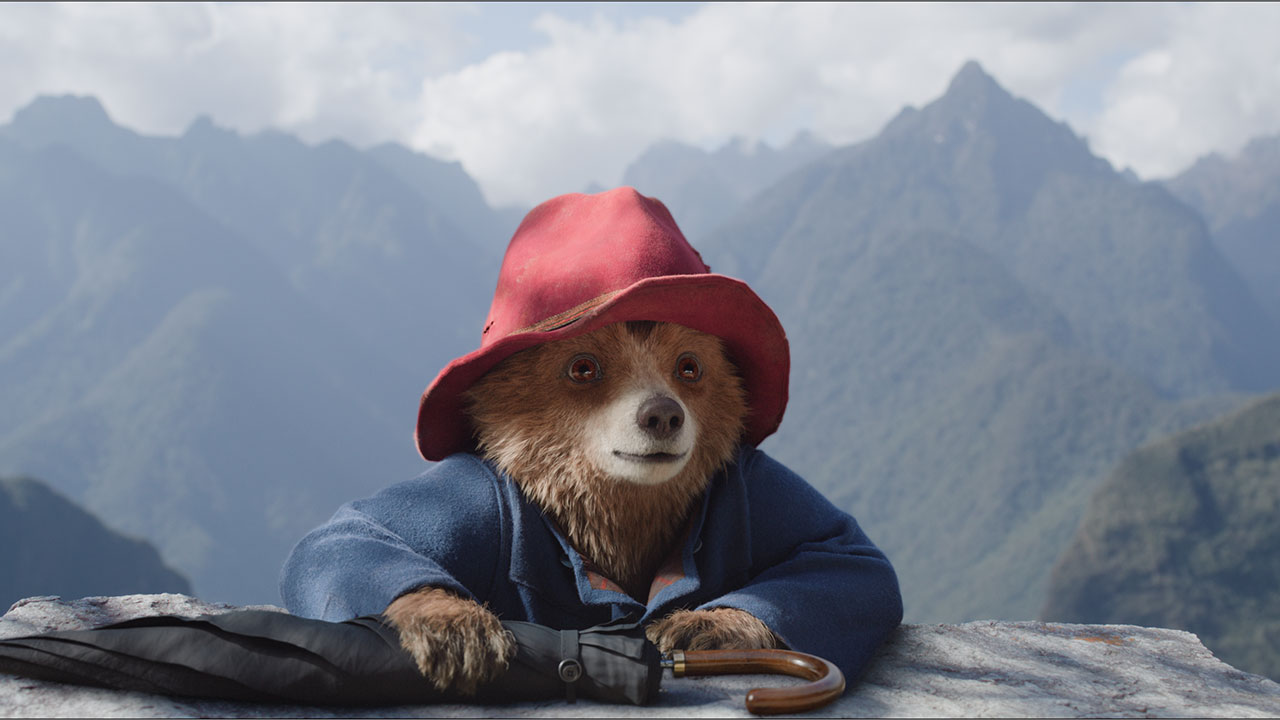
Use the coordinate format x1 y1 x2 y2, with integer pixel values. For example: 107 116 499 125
387 321 772 692
384 587 515 695
646 607 782 652
466 321 747 598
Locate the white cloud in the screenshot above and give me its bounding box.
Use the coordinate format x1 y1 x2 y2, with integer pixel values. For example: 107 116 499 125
0 2 469 146
1 2 1277 207
1090 2 1280 178
409 2 1190 207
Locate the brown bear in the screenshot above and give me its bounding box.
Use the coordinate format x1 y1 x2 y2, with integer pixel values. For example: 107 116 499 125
280 187 902 697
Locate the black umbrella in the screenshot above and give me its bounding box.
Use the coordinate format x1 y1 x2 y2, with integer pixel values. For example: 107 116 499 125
0 610 842 715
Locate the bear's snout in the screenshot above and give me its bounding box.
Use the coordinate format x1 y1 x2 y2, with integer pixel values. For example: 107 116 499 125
636 394 685 440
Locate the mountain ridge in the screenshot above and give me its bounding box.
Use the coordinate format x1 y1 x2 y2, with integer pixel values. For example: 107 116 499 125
1 475 190 609
620 131 832 243
698 60 1272 621
1 64 1275 623
0 112 447 603
1165 133 1280 323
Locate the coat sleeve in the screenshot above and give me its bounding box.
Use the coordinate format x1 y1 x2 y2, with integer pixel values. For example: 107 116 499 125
279 455 505 621
698 449 903 683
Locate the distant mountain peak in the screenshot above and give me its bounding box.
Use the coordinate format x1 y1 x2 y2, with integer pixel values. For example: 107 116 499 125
948 60 997 90
877 60 1021 142
2 94 148 160
784 129 830 153
716 135 776 160
940 60 1017 114
10 94 114 132
872 59 1105 197
183 115 235 139
1241 133 1280 163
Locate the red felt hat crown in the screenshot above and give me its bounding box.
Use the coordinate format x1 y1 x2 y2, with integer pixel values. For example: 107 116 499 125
415 186 789 461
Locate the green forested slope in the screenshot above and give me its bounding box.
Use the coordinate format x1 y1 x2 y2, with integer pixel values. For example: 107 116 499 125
1042 393 1280 681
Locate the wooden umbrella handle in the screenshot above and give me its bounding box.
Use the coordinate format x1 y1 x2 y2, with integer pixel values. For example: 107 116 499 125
668 648 845 715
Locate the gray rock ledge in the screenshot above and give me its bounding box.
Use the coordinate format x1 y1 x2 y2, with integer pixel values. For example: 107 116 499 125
3 594 1279 717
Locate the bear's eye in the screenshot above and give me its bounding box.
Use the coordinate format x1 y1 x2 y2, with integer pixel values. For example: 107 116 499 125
675 352 702 383
567 354 603 383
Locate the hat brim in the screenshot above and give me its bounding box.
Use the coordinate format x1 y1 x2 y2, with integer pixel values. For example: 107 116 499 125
416 274 789 461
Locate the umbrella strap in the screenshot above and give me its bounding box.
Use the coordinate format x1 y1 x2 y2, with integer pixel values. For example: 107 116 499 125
557 629 583 703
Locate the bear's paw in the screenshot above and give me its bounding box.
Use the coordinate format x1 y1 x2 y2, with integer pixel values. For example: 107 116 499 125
646 607 780 652
384 587 516 695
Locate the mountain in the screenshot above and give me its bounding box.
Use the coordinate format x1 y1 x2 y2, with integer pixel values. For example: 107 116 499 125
697 61 1271 621
1041 393 1280 681
0 98 514 604
3 67 1276 624
706 61 1280 399
1 96 500 373
0 138 427 604
365 141 526 256
621 132 831 243
1 475 190 609
1165 134 1280 323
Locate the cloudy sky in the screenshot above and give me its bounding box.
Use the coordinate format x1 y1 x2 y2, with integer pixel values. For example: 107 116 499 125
2 2 1277 207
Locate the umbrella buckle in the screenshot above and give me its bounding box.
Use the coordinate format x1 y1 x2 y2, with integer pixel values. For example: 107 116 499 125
558 629 582 703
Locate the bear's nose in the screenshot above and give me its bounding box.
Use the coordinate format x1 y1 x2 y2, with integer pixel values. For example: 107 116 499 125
636 395 684 440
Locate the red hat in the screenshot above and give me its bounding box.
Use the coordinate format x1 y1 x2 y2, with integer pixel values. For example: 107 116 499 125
415 186 789 461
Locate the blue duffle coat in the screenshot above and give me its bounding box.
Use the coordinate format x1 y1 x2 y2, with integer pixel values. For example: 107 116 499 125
280 445 902 682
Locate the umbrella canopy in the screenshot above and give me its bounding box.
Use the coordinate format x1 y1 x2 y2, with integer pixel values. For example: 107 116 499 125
0 609 661 707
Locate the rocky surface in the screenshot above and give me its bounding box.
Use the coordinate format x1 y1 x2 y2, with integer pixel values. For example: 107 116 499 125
3 594 1280 717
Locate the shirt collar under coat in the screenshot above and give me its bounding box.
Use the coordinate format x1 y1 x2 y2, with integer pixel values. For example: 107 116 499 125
489 450 756 623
